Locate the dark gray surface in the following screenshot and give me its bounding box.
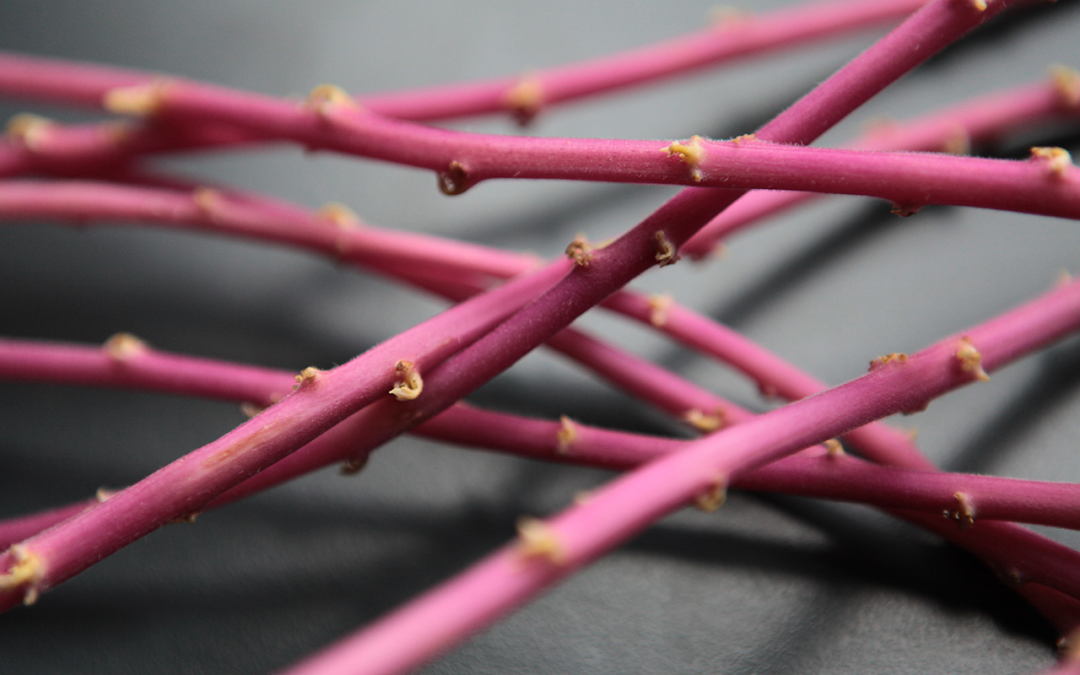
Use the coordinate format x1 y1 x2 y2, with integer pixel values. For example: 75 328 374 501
1 1 1080 673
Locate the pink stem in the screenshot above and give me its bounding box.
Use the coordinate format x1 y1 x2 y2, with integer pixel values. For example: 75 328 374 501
682 73 1080 257
0 0 924 122
0 256 570 611
278 274 1080 675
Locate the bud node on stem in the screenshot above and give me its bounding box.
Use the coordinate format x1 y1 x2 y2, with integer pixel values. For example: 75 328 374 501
665 135 706 182
319 203 362 229
565 234 594 267
390 360 423 401
647 293 672 327
5 113 54 150
556 415 577 455
654 231 680 267
305 84 358 116
955 336 990 382
824 439 844 457
294 367 322 388
515 517 566 565
503 73 544 126
437 160 471 195
694 480 727 513
1031 146 1073 178
1051 65 1080 108
869 353 908 371
340 456 368 475
103 81 169 117
103 332 147 362
0 545 44 606
684 408 723 432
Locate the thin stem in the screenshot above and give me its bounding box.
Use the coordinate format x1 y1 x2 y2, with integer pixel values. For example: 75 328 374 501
278 275 1080 675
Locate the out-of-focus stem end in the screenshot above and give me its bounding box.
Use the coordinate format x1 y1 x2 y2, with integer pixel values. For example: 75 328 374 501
103 332 148 362
694 480 727 513
665 135 706 182
556 415 577 455
824 438 844 457
647 293 673 327
955 336 990 382
104 81 168 117
1051 65 1080 108
503 73 545 126
684 408 723 433
516 517 566 565
340 456 368 476
5 113 55 150
319 203 362 229
1031 146 1073 178
305 84 359 116
390 360 423 401
0 545 44 606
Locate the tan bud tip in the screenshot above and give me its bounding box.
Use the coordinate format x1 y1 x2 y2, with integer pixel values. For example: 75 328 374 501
556 415 577 455
647 293 673 327
103 332 147 361
5 113 54 150
565 234 594 267
95 487 117 502
0 545 44 606
654 231 680 267
869 353 908 371
952 492 976 530
732 133 756 145
694 482 727 513
708 6 751 28
192 187 223 218
318 202 362 229
891 204 922 218
1031 146 1073 178
103 81 167 117
239 402 266 419
340 456 368 475
665 135 706 182
390 360 423 401
294 366 322 387
436 160 471 196
823 439 844 457
503 73 545 126
955 336 990 382
516 516 566 564
305 84 357 115
970 0 987 10
1051 65 1080 108
171 512 199 525
684 408 723 432
941 126 971 156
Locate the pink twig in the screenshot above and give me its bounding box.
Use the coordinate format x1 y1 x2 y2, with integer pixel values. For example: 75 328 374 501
278 273 1080 675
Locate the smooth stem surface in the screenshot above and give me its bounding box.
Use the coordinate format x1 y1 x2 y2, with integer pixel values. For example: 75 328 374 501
280 275 1080 675
0 259 571 610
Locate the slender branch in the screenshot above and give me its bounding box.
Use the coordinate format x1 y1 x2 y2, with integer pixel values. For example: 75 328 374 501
0 256 570 610
277 272 1080 675
0 0 924 121
682 68 1080 257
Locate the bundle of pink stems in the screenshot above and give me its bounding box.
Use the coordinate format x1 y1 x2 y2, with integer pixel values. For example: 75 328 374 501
2 0 1080 672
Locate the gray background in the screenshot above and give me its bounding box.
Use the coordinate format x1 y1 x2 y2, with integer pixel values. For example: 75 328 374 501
1 1 1080 673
